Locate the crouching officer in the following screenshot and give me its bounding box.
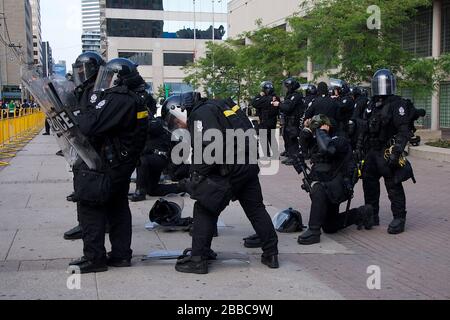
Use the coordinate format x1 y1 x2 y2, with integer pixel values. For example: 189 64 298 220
64 51 106 241
173 93 279 274
70 58 148 273
294 115 374 245
279 78 305 166
357 69 420 234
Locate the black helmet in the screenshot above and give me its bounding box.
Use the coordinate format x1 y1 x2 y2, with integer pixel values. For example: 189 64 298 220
350 86 362 98
330 78 350 96
72 52 105 88
371 69 396 96
304 84 317 96
283 77 300 94
93 58 141 92
260 81 275 95
317 82 329 96
149 195 184 226
272 208 304 233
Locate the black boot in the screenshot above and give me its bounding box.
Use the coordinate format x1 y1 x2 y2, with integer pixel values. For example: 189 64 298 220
356 205 375 230
388 218 406 234
64 225 82 240
280 151 288 157
107 253 131 268
129 190 146 202
69 256 89 266
69 258 108 274
66 193 79 202
182 248 217 261
261 254 279 269
175 256 208 274
298 229 321 245
243 234 262 248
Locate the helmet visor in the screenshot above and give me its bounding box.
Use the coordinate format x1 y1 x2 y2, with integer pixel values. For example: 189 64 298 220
372 74 396 96
93 65 120 92
162 99 188 132
272 211 291 231
72 62 98 87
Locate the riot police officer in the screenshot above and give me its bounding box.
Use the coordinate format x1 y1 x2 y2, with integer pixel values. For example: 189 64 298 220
251 81 280 157
357 69 418 234
279 78 305 166
173 93 279 274
330 79 354 137
304 82 339 128
64 52 106 241
303 84 318 110
294 115 374 245
69 58 148 273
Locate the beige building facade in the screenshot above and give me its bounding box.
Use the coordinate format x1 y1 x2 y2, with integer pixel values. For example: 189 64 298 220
102 0 227 94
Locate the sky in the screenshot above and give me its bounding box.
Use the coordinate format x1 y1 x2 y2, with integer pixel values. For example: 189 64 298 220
41 0 82 72
40 0 231 71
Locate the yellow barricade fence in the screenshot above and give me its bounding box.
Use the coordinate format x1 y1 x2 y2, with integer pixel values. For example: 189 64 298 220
0 108 46 166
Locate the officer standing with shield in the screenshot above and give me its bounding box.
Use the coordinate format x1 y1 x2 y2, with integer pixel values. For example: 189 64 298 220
70 58 148 273
64 52 106 240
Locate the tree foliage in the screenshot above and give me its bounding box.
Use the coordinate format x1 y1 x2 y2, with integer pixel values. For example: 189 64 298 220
183 0 449 101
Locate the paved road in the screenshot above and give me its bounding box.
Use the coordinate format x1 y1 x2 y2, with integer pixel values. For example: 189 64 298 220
0 134 449 300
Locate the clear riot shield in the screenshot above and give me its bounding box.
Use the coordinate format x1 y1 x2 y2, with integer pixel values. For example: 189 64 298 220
21 67 102 170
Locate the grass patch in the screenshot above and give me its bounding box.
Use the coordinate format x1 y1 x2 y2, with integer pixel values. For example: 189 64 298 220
426 139 450 149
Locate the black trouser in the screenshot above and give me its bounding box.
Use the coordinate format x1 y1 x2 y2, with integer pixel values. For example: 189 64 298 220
259 125 277 158
308 183 359 233
78 163 135 262
136 153 180 196
362 150 406 220
191 168 278 258
45 118 51 134
283 125 299 158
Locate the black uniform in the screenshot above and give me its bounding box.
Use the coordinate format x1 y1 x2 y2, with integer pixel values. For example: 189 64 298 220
75 86 148 264
335 93 355 137
280 92 304 158
134 115 181 197
251 94 279 156
177 98 279 273
304 94 339 127
357 95 414 226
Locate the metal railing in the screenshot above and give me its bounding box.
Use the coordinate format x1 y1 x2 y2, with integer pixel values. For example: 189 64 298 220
0 108 45 166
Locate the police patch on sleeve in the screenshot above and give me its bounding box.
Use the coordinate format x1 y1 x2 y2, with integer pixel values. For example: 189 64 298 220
399 106 405 116
90 94 98 104
96 100 107 110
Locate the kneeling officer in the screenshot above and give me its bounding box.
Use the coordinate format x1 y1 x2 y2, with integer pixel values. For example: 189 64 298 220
294 115 374 245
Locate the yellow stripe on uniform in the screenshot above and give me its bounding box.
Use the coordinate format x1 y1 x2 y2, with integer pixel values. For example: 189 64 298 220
223 110 236 117
232 105 240 112
137 111 149 120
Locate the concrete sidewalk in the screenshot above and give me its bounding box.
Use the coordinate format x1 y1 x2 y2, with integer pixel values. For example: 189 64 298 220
0 134 449 300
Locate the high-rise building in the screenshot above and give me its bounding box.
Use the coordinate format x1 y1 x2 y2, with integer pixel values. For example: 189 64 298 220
102 0 227 93
82 0 101 53
42 41 53 77
30 0 42 69
0 0 34 101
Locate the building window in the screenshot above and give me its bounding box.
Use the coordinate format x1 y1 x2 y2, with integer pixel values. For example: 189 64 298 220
443 0 450 54
118 51 152 65
398 88 432 129
106 18 163 38
164 83 193 95
163 53 194 66
399 6 433 57
106 0 163 10
440 82 450 128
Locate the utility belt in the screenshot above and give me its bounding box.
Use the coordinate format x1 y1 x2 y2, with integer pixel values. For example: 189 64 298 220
103 137 134 169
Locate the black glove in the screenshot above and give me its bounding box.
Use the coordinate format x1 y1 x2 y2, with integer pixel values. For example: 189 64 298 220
387 153 400 169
